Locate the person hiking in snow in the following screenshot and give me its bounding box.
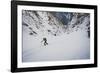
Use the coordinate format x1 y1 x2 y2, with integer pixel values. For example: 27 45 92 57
41 37 48 46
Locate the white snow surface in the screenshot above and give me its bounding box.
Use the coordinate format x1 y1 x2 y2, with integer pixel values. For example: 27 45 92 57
22 29 90 62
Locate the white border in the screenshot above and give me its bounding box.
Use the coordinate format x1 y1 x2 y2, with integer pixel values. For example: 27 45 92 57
17 5 94 68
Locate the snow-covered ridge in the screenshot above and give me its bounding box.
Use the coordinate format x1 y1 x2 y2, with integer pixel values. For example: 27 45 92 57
22 10 90 38
22 10 64 37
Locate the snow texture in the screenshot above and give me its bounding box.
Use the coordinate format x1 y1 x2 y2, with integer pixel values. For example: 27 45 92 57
22 10 90 62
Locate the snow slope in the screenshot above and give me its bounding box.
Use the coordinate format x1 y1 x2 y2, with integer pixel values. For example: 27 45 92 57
22 29 90 62
22 10 90 62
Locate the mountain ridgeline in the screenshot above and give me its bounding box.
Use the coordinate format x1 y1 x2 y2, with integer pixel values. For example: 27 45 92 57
22 10 90 38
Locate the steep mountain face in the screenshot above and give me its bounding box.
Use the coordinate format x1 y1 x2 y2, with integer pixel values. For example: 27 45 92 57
22 10 90 62
22 10 90 38
52 12 90 36
66 13 90 37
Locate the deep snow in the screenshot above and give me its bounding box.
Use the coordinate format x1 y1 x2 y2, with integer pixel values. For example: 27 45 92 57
22 29 90 62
